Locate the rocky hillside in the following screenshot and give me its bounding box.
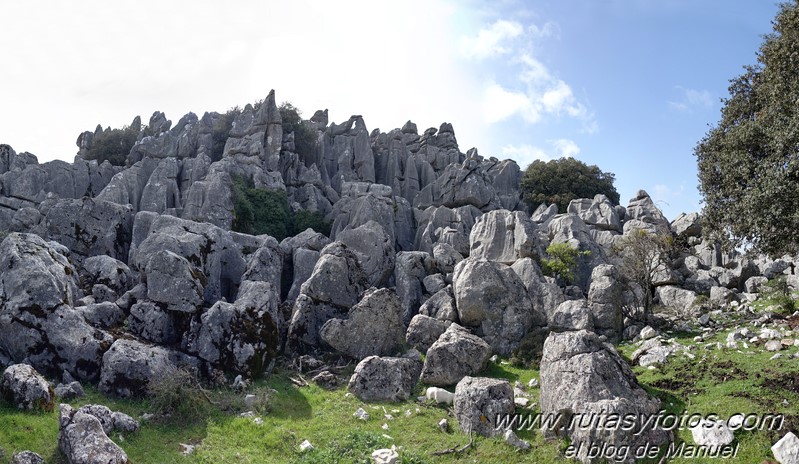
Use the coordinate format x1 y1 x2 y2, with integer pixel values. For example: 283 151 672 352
1 89 798 462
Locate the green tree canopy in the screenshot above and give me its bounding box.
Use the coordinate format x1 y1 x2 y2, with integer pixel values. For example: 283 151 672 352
83 125 140 166
696 1 799 257
520 157 620 213
279 102 319 159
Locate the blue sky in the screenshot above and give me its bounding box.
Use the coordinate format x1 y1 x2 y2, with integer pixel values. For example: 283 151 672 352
0 1 782 220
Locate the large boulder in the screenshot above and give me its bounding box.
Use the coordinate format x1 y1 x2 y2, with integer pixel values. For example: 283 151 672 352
469 209 541 264
58 404 130 464
511 258 564 324
31 197 134 262
142 250 205 313
670 212 702 238
656 286 698 316
453 258 541 355
394 251 434 325
186 280 280 376
336 220 395 287
586 264 624 341
550 300 595 332
1 364 54 411
453 376 515 437
320 288 405 359
420 324 492 387
539 330 669 463
406 314 450 353
0 233 112 381
347 356 422 402
286 242 370 353
624 190 671 235
567 195 621 232
414 205 482 256
98 339 200 398
81 255 134 301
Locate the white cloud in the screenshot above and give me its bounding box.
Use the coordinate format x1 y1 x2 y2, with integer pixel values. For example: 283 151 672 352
668 86 713 112
460 19 524 60
483 51 596 132
501 138 580 169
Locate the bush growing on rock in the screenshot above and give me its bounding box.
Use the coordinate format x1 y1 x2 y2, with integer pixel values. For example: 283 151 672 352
541 242 589 285
521 157 619 213
83 124 141 166
279 102 319 158
613 229 675 322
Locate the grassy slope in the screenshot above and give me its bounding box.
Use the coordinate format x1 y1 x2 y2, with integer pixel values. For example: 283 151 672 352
2 303 798 463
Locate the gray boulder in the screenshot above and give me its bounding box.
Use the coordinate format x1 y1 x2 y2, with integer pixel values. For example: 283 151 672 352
1 364 54 411
286 242 370 353
550 300 595 332
418 286 459 323
0 233 111 381
186 280 280 376
58 404 130 464
511 258 564 324
670 212 702 238
32 197 134 262
414 205 482 256
347 356 422 402
81 255 134 296
625 190 671 235
656 286 698 315
453 258 541 356
539 330 669 463
337 220 395 287
10 451 44 464
320 288 405 359
420 324 492 387
394 251 434 325
406 314 451 353
80 302 126 329
469 209 541 264
567 194 621 231
127 301 179 344
99 339 200 398
586 264 624 341
432 242 463 274
143 250 205 313
454 376 515 437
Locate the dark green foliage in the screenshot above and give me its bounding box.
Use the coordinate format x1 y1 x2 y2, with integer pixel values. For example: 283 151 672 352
613 229 676 322
211 106 241 162
762 276 797 315
84 125 140 166
232 176 331 240
279 102 319 158
293 209 332 236
520 157 620 213
696 1 799 257
232 177 292 239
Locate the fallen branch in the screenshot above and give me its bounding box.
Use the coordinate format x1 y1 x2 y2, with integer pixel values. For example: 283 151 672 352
431 432 473 456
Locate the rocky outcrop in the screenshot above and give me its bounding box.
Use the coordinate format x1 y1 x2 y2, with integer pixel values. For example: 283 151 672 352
0 233 112 381
539 330 670 463
567 194 621 232
453 258 542 355
58 403 131 464
320 288 404 359
469 209 541 264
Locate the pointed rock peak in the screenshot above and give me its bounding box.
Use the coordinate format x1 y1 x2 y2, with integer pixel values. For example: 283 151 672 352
439 122 454 134
466 148 479 159
310 109 328 126
130 116 142 132
256 89 281 124
633 189 651 200
402 120 418 135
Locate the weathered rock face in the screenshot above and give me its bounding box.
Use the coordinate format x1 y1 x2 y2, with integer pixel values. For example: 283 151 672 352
510 258 564 325
454 376 515 437
546 213 606 289
286 242 370 353
186 280 280 376
143 250 205 313
414 157 503 212
550 300 595 332
10 450 44 464
394 251 434 325
453 258 541 356
347 355 422 402
30 197 134 262
320 288 405 359
406 314 450 353
625 190 671 235
414 204 482 256
567 194 621 232
469 209 541 264
670 212 702 238
81 255 134 301
539 330 669 463
336 220 395 287
58 404 130 464
420 324 492 387
0 233 112 381
656 285 698 315
98 339 200 398
130 212 255 305
586 264 624 341
419 286 459 323
1 364 54 411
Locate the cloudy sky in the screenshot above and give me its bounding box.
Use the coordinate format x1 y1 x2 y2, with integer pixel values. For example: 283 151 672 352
0 1 780 220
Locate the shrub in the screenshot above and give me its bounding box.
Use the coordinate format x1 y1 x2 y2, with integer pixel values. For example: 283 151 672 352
521 157 619 213
84 124 140 166
231 176 332 240
211 106 242 162
279 102 319 158
613 229 675 322
762 277 797 315
146 366 208 423
541 242 590 285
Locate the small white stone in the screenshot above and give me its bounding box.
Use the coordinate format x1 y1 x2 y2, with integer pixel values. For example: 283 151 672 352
354 407 369 421
438 418 448 432
371 447 399 464
772 432 799 464
382 423 389 430
299 440 314 452
527 378 539 388
179 443 195 456
504 429 531 450
691 419 734 447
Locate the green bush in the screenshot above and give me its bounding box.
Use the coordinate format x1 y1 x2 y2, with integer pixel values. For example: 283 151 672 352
762 277 797 315
84 125 140 166
521 157 619 213
211 106 242 162
541 242 589 285
232 176 331 240
279 102 319 158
